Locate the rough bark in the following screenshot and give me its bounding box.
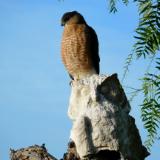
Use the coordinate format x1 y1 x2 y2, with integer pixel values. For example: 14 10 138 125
10 144 57 160
67 74 149 160
9 74 150 160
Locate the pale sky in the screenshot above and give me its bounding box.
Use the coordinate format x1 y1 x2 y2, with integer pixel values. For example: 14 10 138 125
0 0 159 159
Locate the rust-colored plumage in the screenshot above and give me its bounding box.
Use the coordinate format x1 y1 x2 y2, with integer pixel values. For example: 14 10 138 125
61 11 100 80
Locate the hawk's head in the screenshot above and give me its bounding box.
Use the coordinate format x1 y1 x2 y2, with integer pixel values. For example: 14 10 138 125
61 11 86 26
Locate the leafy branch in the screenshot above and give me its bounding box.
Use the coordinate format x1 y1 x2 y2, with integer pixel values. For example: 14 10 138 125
108 0 160 149
108 0 129 13
134 0 160 58
141 58 160 149
121 53 133 82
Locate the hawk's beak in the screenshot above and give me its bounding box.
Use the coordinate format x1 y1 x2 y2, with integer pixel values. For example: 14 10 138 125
61 21 65 26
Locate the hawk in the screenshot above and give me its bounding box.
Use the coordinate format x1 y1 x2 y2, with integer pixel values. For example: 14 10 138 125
61 11 100 80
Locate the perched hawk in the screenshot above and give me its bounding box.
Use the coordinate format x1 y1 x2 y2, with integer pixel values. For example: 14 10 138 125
61 11 100 80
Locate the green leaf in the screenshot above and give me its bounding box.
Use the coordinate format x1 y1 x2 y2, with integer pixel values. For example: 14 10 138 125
108 0 160 150
108 0 117 13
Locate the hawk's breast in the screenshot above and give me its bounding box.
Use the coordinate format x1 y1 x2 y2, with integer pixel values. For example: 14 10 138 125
61 24 96 78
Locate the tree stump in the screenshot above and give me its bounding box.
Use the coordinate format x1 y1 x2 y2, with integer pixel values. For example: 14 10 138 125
9 74 150 160
10 144 57 160
67 74 149 160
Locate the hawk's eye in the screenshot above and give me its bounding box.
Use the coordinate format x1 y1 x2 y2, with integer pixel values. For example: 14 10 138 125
64 15 70 22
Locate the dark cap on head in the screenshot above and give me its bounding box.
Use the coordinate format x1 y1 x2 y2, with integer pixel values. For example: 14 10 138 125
61 11 85 26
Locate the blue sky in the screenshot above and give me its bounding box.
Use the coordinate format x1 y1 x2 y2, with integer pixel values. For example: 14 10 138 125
0 0 159 159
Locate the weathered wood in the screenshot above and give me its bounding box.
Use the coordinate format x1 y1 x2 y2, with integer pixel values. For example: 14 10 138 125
68 74 149 160
10 144 57 160
9 74 150 160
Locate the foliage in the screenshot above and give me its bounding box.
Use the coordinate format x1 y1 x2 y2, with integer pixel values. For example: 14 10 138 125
141 58 160 150
121 53 133 82
134 0 160 58
108 0 129 13
108 0 160 149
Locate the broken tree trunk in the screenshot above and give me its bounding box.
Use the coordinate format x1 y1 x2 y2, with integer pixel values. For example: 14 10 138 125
10 74 149 160
10 144 57 160
66 74 149 160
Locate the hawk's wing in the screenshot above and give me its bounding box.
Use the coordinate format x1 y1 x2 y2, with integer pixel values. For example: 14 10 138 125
88 25 100 74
